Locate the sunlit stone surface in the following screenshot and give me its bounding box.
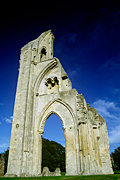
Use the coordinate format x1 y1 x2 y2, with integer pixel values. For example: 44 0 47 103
6 30 113 177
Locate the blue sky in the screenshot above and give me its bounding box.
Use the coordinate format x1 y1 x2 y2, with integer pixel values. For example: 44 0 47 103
0 0 120 153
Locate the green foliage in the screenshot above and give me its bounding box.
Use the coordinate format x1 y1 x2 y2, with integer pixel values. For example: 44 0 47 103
114 170 120 174
42 138 65 172
2 139 65 174
111 146 120 170
3 147 9 174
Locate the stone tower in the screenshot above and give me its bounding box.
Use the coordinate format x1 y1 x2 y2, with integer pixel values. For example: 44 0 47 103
6 30 113 177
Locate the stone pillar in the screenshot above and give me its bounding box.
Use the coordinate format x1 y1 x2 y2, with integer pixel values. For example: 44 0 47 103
78 124 83 174
38 132 42 176
92 125 102 174
65 127 78 176
32 131 42 176
6 48 32 177
78 122 90 175
99 124 113 174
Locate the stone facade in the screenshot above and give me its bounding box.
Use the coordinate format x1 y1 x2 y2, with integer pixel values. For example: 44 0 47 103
6 30 113 177
0 154 5 176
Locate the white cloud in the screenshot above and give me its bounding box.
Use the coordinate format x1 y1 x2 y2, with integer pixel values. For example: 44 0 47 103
67 67 81 80
91 99 120 144
67 70 77 77
113 88 120 94
91 99 120 122
4 116 13 123
0 143 8 148
109 126 120 144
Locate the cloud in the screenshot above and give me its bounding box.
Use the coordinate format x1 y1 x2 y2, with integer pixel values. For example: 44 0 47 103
113 88 120 94
67 67 81 80
99 57 120 71
0 122 2 125
91 99 120 122
109 125 120 144
4 116 13 123
0 143 8 148
67 69 77 77
91 99 120 144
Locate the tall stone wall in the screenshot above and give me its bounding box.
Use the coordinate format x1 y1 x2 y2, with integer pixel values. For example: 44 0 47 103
6 30 113 177
0 154 5 176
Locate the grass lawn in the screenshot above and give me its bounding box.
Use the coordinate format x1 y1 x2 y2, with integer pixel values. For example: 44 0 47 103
0 174 120 180
114 170 120 174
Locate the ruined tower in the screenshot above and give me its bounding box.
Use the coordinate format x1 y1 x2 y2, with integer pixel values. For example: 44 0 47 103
6 30 113 177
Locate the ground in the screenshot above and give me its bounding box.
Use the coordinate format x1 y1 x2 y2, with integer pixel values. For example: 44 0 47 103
0 173 120 180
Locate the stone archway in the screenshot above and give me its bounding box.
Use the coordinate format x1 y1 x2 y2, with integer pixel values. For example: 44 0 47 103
42 113 65 172
6 30 113 177
34 98 78 176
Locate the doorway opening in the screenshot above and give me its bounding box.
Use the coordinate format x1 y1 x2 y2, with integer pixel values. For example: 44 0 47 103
42 113 65 173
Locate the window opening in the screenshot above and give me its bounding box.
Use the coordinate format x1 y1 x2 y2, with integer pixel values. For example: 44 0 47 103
41 48 46 60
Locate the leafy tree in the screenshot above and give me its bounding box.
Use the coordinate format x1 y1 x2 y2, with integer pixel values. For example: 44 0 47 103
3 147 9 174
2 138 65 174
42 138 65 172
111 147 120 170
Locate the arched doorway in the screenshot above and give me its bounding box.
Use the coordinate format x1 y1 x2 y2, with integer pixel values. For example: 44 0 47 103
37 99 78 176
42 113 65 173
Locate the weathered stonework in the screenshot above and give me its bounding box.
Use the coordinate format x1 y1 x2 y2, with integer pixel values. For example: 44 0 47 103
0 154 5 176
6 30 113 177
42 167 61 176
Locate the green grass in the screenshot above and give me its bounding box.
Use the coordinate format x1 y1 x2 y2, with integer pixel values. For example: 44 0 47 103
0 174 120 180
114 170 120 174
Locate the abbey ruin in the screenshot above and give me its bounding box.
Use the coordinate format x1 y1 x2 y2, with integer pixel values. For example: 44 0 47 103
6 30 113 176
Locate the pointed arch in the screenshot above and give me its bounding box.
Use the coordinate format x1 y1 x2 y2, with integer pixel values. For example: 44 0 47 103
34 58 57 93
37 98 76 133
40 110 65 134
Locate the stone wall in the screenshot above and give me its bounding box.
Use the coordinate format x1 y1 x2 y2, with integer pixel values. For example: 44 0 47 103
0 154 5 176
6 30 113 177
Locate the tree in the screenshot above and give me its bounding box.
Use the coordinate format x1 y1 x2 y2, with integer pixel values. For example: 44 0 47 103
42 138 65 172
111 147 120 170
2 138 65 174
3 147 9 174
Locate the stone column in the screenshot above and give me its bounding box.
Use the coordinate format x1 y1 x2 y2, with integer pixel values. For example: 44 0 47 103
99 123 113 174
65 127 78 176
32 130 42 176
38 132 43 176
6 48 32 177
78 122 90 175
78 123 83 174
92 125 102 174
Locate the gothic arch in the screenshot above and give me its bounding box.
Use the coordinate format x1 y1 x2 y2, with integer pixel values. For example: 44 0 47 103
6 30 113 177
37 98 76 133
39 110 65 134
36 98 78 176
34 58 57 93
